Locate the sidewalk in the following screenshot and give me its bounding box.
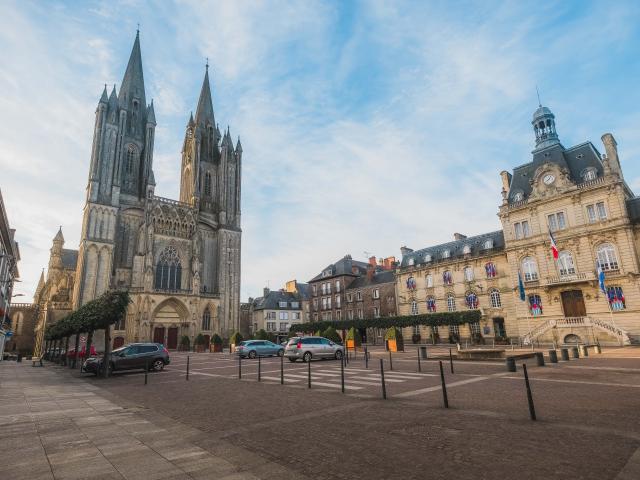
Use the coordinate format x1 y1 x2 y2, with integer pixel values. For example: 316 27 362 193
0 361 305 480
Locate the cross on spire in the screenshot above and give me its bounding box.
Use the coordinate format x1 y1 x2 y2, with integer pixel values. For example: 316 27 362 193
536 85 541 107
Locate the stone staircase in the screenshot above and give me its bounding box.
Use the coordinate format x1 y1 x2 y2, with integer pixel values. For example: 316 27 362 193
522 316 630 346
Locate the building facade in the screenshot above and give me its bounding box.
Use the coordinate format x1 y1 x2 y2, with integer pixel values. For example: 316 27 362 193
0 188 20 359
247 286 306 342
396 104 640 346
33 32 242 354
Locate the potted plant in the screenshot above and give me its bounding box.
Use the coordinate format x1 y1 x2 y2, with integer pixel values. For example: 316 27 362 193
411 332 421 344
211 334 223 352
229 332 243 353
180 335 190 352
194 333 206 353
345 327 362 350
384 327 404 352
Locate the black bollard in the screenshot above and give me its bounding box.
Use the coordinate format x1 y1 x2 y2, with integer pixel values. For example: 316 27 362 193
449 348 454 374
308 359 311 389
523 364 536 421
238 353 242 379
380 359 387 400
280 354 284 385
389 351 393 371
417 349 422 373
506 357 516 372
365 347 369 369
548 350 558 363
561 348 570 361
439 361 449 408
144 358 148 385
258 355 261 382
536 352 545 367
186 355 190 381
341 354 345 394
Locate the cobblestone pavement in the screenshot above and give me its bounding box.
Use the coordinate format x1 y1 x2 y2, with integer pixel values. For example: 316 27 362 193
3 346 640 479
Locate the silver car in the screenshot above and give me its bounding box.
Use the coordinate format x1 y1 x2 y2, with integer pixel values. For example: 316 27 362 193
284 336 344 362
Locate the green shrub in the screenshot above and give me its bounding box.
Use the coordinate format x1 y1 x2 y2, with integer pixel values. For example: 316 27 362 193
195 333 207 346
384 327 402 340
322 326 342 344
180 335 190 347
230 332 244 345
212 333 223 345
255 329 269 340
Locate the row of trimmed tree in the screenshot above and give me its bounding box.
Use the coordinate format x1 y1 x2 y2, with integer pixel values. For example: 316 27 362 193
43 290 130 378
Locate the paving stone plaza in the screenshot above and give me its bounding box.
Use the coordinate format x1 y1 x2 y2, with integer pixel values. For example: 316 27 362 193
2 347 640 479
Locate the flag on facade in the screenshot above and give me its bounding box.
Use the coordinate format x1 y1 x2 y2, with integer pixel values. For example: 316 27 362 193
596 262 606 294
518 270 526 302
549 229 559 260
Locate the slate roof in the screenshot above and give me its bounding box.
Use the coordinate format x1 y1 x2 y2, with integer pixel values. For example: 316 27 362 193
346 270 395 290
508 142 604 204
627 197 640 224
310 255 369 282
295 282 311 300
400 230 505 268
252 290 303 311
61 249 78 270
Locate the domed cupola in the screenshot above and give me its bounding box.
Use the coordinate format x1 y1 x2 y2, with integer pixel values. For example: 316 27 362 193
532 104 560 151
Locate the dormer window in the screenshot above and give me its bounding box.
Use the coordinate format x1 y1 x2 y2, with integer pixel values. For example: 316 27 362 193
424 254 432 262
442 250 450 259
582 167 597 182
512 191 524 202
408 258 415 266
483 239 494 250
462 245 471 255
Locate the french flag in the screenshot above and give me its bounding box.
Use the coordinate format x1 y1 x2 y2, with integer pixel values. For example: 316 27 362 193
549 229 559 260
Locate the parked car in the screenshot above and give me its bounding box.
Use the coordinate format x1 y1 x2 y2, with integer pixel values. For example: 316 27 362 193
284 336 344 362
82 343 170 375
235 340 284 359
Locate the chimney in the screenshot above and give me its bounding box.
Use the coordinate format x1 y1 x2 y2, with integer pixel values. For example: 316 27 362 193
383 256 396 270
602 133 622 178
368 256 377 267
453 233 467 241
263 287 270 297
285 280 297 293
366 264 375 280
400 246 413 256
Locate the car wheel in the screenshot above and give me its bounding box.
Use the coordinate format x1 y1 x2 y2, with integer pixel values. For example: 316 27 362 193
335 350 343 360
152 359 164 371
248 350 257 359
277 349 284 357
303 352 312 363
288 358 297 363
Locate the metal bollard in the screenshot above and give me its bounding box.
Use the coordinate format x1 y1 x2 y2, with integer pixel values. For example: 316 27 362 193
258 355 261 382
417 349 422 373
186 355 190 381
341 354 345 393
365 347 368 369
548 350 558 363
238 354 242 379
523 364 537 421
439 361 449 408
561 348 570 361
535 352 545 367
571 347 579 359
449 348 454 374
389 351 393 371
379 359 387 400
280 354 284 385
144 358 148 385
506 357 516 372
308 359 311 389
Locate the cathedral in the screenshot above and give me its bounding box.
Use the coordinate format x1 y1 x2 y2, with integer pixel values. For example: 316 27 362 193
28 32 242 353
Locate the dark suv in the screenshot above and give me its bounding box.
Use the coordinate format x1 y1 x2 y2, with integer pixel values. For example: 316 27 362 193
82 343 170 375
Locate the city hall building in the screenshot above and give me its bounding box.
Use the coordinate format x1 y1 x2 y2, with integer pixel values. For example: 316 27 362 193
396 104 639 346
31 32 242 354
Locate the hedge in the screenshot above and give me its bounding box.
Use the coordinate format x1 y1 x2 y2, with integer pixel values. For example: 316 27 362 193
290 310 481 334
322 326 342 344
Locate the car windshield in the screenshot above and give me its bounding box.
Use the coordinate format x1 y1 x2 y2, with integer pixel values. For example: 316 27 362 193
239 341 250 346
112 347 127 355
287 338 300 345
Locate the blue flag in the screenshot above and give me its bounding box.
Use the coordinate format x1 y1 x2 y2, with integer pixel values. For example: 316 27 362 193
596 262 606 294
518 270 526 302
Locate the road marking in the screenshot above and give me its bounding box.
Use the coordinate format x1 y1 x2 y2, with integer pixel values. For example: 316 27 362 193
499 376 640 388
565 365 640 373
394 373 507 398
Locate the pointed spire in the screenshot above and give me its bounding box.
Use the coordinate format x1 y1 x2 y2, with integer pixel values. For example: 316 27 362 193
147 99 156 125
108 84 118 110
235 136 242 153
119 30 146 111
53 226 64 243
194 64 215 128
188 111 195 127
100 84 108 104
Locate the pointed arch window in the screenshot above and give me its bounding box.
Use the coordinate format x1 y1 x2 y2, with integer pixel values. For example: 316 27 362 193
126 145 136 175
596 243 619 271
204 172 212 196
558 251 576 276
202 307 211 330
154 246 182 291
446 293 456 312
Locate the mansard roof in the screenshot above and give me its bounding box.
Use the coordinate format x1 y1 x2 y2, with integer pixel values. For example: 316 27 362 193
252 290 303 310
626 197 640 224
61 249 78 270
400 230 504 268
309 255 369 282
508 141 604 204
346 270 395 290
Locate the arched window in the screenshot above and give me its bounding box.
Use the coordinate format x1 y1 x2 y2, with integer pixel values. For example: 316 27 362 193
529 294 542 316
446 293 456 312
485 262 497 278
126 145 136 174
463 266 474 282
202 307 211 330
425 274 433 288
490 289 501 308
406 276 417 290
426 296 436 312
582 167 597 182
558 251 576 276
204 172 212 196
522 257 538 281
483 239 494 249
154 246 182 291
597 243 619 271
443 270 452 285
465 292 478 309
410 301 418 315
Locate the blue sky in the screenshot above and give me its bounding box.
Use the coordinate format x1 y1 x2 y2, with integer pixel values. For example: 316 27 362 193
1 0 640 301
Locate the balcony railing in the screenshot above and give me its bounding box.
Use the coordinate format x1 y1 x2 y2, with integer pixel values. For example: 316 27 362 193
544 271 594 286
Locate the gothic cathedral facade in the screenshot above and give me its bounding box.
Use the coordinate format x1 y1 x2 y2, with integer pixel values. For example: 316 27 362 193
33 32 242 352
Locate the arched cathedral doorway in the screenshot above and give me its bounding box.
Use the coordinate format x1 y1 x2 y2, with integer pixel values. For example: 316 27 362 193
151 298 189 350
